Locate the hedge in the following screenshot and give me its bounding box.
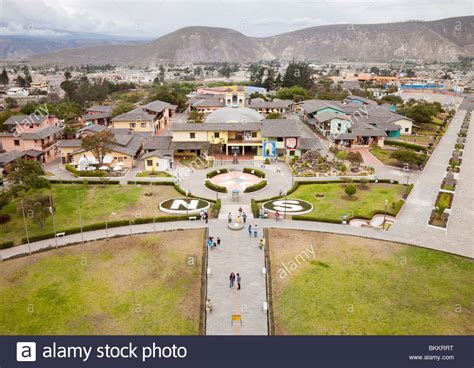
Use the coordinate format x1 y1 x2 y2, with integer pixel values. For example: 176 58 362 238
128 180 174 186
244 180 267 193
385 140 428 153
243 168 265 178
211 199 221 217
20 215 191 244
205 180 227 193
250 199 260 218
405 183 414 196
291 216 342 224
49 179 120 185
0 240 15 249
206 168 228 178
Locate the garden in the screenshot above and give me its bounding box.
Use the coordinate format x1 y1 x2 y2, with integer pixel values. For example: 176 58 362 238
0 230 205 335
268 230 474 335
259 180 407 223
0 182 190 246
289 150 374 177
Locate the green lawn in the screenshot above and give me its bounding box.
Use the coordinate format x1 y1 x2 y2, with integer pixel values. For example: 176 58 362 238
436 192 453 209
290 183 405 221
369 148 404 167
136 171 173 178
269 230 474 335
1 184 181 245
398 135 435 146
0 230 204 334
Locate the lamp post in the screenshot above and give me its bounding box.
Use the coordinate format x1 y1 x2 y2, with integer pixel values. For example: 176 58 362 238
185 190 189 217
284 191 287 220
20 199 31 255
49 195 58 249
383 199 388 229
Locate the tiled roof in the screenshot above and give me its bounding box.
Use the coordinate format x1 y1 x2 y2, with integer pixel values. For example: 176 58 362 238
112 107 154 122
21 125 62 140
86 105 113 114
4 114 46 125
143 136 172 151
0 150 24 165
144 100 173 113
172 123 262 132
58 139 82 148
142 149 173 159
261 119 302 138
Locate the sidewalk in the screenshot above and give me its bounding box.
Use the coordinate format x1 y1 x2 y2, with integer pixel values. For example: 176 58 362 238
206 219 268 335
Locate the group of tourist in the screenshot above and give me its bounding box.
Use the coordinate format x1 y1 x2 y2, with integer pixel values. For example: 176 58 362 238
200 209 209 223
228 207 248 224
207 236 221 250
229 272 242 290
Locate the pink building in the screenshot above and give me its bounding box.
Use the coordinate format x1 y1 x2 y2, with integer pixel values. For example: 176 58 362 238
0 114 63 164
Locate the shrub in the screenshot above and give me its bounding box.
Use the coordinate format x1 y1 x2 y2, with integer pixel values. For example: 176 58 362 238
243 168 265 178
0 240 15 249
205 180 227 193
264 158 270 164
385 140 427 153
65 164 79 176
344 184 357 197
211 199 221 217
0 213 11 225
244 180 267 193
250 199 260 218
206 168 228 178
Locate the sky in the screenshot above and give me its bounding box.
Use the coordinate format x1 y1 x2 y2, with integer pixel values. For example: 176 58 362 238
0 0 472 39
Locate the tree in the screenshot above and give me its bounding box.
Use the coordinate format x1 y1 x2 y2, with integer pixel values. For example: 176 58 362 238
0 213 11 230
112 101 134 117
262 67 276 91
81 130 116 167
390 150 426 168
282 60 314 89
7 159 50 192
16 75 26 87
266 112 283 119
275 86 313 102
187 110 204 123
22 66 32 87
19 193 51 230
344 184 357 198
64 70 72 80
0 68 8 85
5 97 18 109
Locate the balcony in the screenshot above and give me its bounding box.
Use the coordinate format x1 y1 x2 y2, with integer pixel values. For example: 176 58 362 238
41 139 58 150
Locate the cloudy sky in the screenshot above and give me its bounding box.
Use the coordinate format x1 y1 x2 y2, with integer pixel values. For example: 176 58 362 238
0 0 472 38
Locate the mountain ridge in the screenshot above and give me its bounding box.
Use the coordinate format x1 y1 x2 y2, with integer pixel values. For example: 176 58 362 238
6 16 474 65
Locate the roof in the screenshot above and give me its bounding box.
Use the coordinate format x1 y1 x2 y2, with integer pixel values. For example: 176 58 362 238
82 112 111 121
143 136 172 151
79 124 107 133
192 99 225 108
142 149 173 159
0 150 24 165
298 137 323 150
86 105 113 114
23 149 44 157
58 139 82 148
205 107 264 124
352 123 387 137
261 119 302 138
144 100 173 113
300 100 346 114
314 112 351 123
346 95 377 105
109 132 146 156
249 98 293 109
4 114 46 126
21 125 62 140
112 107 154 122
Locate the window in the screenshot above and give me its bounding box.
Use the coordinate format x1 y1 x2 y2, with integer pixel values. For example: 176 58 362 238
178 149 184 153
14 140 20 146
130 123 136 128
251 132 257 138
405 127 409 132
277 137 284 142
190 132 196 139
214 132 220 138
141 123 147 128
288 150 295 156
147 160 153 166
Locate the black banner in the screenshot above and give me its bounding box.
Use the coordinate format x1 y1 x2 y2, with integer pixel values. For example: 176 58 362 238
1 336 472 367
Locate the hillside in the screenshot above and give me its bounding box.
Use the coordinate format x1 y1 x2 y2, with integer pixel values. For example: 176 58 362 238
23 16 474 65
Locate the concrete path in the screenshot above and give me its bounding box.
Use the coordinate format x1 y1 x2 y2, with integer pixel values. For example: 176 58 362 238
206 218 268 335
390 108 473 258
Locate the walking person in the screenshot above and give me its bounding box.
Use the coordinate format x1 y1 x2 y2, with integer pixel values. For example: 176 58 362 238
217 237 221 247
204 211 208 224
228 212 232 224
253 224 258 238
236 273 241 290
242 211 247 223
238 207 243 216
248 224 252 237
229 272 235 288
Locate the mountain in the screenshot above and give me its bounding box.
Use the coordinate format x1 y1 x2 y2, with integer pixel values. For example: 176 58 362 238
17 16 474 65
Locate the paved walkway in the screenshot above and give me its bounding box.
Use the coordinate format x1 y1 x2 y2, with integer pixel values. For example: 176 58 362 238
390 108 473 258
206 218 267 335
